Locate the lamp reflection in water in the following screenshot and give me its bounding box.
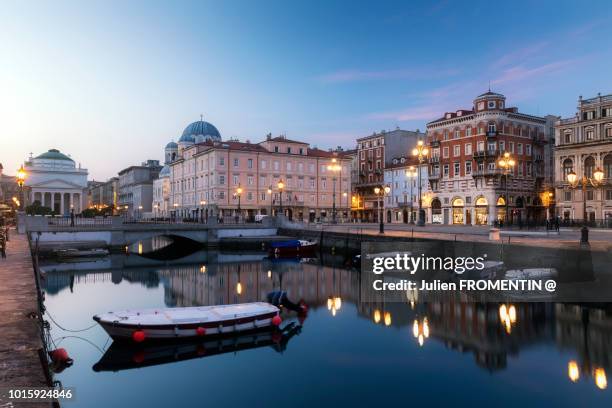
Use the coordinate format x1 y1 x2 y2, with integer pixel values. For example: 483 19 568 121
267 270 272 279
200 265 206 273
412 317 430 346
406 288 418 309
327 297 342 316
499 304 517 334
567 360 607 390
373 309 381 324
383 312 392 326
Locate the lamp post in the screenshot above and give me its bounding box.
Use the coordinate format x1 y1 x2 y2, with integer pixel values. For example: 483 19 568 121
138 205 143 221
277 179 284 216
374 185 391 234
200 200 206 223
327 158 342 224
172 202 178 223
405 166 417 224
412 140 429 226
235 184 242 222
498 152 516 227
153 204 159 221
16 165 27 211
267 186 273 216
567 167 604 244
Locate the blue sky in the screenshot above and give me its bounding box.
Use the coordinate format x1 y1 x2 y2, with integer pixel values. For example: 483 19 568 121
1 0 611 179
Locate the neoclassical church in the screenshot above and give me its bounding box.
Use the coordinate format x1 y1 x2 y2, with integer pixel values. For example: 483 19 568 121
24 149 89 214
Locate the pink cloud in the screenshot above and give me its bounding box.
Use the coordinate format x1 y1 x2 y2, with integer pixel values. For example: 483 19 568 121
491 59 577 85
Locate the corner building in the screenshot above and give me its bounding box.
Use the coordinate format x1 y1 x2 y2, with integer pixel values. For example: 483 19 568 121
426 91 555 225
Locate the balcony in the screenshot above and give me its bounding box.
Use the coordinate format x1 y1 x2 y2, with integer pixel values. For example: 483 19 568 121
472 169 502 178
486 130 499 138
472 150 499 160
429 156 440 164
429 172 441 180
429 140 440 148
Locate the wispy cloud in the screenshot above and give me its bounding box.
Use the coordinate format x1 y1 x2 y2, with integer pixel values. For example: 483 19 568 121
491 59 577 86
491 41 550 69
317 67 459 84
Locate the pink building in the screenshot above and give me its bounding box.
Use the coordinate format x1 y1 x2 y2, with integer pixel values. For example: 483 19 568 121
168 130 352 222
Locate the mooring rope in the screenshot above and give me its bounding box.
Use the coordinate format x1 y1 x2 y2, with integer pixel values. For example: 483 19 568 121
46 309 98 333
52 335 106 355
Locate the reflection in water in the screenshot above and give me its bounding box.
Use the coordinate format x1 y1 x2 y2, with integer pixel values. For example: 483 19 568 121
40 252 612 406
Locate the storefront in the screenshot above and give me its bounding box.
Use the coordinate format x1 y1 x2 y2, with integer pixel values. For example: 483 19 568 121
475 196 488 225
452 198 464 224
431 198 442 224
496 196 506 222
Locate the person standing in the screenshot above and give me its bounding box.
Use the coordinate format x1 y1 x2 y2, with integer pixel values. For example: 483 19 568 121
0 233 6 259
70 208 75 227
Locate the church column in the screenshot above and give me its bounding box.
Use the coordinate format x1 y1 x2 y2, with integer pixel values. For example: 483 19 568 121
60 193 64 216
70 193 74 213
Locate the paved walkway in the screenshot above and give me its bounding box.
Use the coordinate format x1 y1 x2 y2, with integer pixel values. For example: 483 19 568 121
0 230 52 408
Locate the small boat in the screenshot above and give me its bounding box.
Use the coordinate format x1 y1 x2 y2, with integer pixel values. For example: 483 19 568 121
56 248 109 258
458 260 504 279
269 240 318 257
93 302 279 341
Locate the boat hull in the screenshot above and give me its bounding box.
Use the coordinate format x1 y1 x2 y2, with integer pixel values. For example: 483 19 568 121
94 302 279 341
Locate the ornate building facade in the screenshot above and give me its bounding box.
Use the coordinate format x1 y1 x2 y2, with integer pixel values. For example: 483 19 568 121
166 119 352 222
554 93 612 223
426 91 555 225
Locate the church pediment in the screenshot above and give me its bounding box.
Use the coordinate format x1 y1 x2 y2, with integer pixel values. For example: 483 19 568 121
28 178 85 189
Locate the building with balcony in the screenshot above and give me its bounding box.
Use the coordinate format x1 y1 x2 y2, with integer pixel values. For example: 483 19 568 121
353 128 424 222
22 149 89 215
166 119 353 222
554 93 612 224
383 156 430 223
426 91 555 225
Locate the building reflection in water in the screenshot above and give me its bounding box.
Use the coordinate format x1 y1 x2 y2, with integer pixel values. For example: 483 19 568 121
43 255 611 387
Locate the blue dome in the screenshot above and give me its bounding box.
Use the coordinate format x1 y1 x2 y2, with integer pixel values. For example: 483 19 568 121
165 141 178 149
179 120 221 143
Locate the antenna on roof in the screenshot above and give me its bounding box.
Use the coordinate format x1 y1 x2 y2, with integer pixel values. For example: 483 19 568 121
200 114 204 122
488 80 491 92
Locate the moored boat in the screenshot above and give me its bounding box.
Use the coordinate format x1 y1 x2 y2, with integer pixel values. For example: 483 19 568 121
93 302 280 341
56 248 109 258
269 240 318 257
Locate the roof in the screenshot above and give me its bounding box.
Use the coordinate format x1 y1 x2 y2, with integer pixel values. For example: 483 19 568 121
265 136 308 145
35 149 74 162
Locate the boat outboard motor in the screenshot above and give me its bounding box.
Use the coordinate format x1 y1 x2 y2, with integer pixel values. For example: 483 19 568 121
267 291 306 313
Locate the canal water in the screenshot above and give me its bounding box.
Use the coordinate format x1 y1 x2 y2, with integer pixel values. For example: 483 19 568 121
41 250 611 407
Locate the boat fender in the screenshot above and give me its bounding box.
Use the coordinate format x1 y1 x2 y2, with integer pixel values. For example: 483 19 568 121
132 330 146 343
196 326 206 336
49 348 70 363
272 315 282 326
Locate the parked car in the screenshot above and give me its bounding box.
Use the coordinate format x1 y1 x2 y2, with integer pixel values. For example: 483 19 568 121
255 214 268 223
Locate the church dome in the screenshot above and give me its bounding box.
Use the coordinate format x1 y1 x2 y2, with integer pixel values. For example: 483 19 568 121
35 149 74 162
165 141 178 149
159 164 171 178
179 119 221 143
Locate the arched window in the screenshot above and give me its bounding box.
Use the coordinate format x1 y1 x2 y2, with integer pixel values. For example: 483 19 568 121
475 196 488 206
604 154 612 179
488 123 496 133
584 156 595 178
562 158 573 179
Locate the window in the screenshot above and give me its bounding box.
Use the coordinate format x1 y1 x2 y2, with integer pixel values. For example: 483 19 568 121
219 157 225 166
247 176 254 185
454 145 460 157
454 130 460 139
603 108 612 117
443 147 449 158
287 147 292 154
518 161 523 176
526 162 532 176
309 163 315 173
247 159 253 169
274 146 279 153
517 143 523 155
606 127 612 138
526 145 531 156
299 148 304 155
606 190 612 200
509 142 514 153
584 156 595 178
273 161 280 171
586 190 594 200
466 127 472 137
465 143 472 155
286 162 292 171
488 123 496 133
604 154 612 178
487 141 496 152
477 141 485 152
261 160 267 169
564 190 572 201
499 141 505 152
586 128 594 140
233 175 239 185
443 130 449 140
443 164 449 177
465 161 472 174
563 158 574 179
219 175 225 185
564 132 572 144
584 111 595 120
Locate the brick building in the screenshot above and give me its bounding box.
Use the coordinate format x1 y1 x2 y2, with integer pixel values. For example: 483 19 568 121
426 91 555 225
353 128 424 221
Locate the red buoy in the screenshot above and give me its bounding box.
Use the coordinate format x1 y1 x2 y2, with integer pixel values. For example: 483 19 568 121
50 348 69 363
271 315 282 326
132 330 146 343
196 326 206 336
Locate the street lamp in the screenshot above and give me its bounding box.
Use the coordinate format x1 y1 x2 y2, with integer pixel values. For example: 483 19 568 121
498 152 516 226
405 166 417 224
277 179 285 215
16 165 27 210
200 200 206 223
235 184 242 222
138 205 143 221
267 186 273 216
566 166 604 244
374 185 391 233
327 158 342 224
412 140 429 226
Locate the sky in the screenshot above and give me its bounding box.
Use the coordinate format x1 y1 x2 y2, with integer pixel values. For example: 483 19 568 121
1 0 611 180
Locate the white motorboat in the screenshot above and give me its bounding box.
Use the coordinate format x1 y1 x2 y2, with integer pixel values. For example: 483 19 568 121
94 302 280 341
